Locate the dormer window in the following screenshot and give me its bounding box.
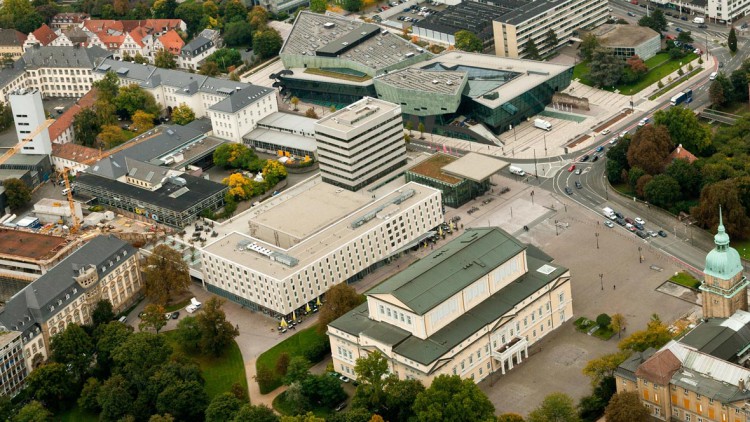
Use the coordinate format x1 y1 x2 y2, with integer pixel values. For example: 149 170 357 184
101 266 106 272
122 251 127 257
65 294 70 300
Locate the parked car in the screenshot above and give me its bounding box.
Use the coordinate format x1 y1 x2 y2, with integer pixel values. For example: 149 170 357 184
635 217 645 225
568 165 576 172
581 154 590 162
626 223 636 232
648 230 658 237
681 16 687 20
600 129 611 135
616 218 626 226
575 168 581 175
615 212 624 219
634 222 644 231
592 155 600 162
675 27 682 32
575 181 583 189
335 402 347 412
658 230 668 237
565 187 573 195
625 217 635 225
627 11 636 17
171 312 179 319
604 220 614 228
636 230 649 239
619 130 629 139
339 375 350 383
638 117 649 127
596 146 604 152
698 24 707 28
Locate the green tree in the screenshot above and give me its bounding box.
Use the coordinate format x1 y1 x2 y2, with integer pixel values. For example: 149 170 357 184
523 38 540 60
154 49 177 69
73 108 101 148
626 125 674 175
628 166 646 193
206 48 243 73
497 414 525 422
206 392 243 422
114 84 160 118
691 179 750 240
644 174 681 208
50 323 94 382
677 30 693 43
310 0 326 13
582 351 630 386
605 137 630 183
196 297 240 356
300 374 347 409
528 393 580 422
213 143 260 169
142 244 191 305
134 52 149 64
579 33 599 61
78 378 101 413
91 299 115 328
111 332 173 391
317 282 365 333
342 0 362 11
454 30 483 52
139 303 168 333
199 61 221 76
171 103 195 125
545 28 558 51
93 321 133 377
3 178 30 210
175 2 203 36
638 9 666 33
709 77 727 106
618 315 673 352
413 375 495 422
589 48 622 88
729 26 738 52
234 404 279 422
224 20 254 47
276 352 291 377
149 415 175 422
382 379 425 422
604 391 649 422
595 313 611 328
151 0 177 18
653 106 711 155
175 316 202 353
12 401 52 422
97 374 132 421
24 363 76 410
222 0 248 23
253 28 283 59
0 0 43 33
93 71 120 102
352 350 393 412
285 356 311 385
98 124 127 148
418 121 425 138
156 381 209 421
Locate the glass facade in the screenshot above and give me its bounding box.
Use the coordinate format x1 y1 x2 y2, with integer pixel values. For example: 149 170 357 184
405 171 489 208
280 76 377 108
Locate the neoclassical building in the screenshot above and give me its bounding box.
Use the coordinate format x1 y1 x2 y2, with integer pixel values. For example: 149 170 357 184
327 227 573 385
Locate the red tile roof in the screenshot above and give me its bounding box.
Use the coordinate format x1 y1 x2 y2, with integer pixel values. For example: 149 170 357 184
52 142 100 164
666 144 698 164
30 24 58 46
635 349 681 385
48 89 98 142
128 27 149 48
158 30 184 54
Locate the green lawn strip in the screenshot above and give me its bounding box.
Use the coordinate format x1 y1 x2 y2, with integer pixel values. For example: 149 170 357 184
648 67 702 100
56 406 99 422
593 327 615 340
273 390 335 418
256 325 329 393
163 331 248 400
669 271 701 290
574 316 595 333
164 298 191 313
731 239 750 260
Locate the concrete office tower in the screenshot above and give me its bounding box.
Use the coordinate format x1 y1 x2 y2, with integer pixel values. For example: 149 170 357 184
9 88 51 155
314 97 406 191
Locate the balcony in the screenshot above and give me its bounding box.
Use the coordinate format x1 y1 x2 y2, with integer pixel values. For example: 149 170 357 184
491 336 529 375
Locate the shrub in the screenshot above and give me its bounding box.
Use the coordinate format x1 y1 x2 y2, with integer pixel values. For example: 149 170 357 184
596 313 611 329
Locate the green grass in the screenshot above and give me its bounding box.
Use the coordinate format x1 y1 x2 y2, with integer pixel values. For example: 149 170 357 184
573 52 699 95
164 298 191 313
273 390 335 418
731 239 750 261
648 67 702 100
593 327 615 340
163 331 248 400
256 325 329 393
56 406 99 422
669 271 702 290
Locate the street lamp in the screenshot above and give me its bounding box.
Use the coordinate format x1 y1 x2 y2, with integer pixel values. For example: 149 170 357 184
555 220 559 236
599 273 604 291
595 232 600 249
638 246 643 263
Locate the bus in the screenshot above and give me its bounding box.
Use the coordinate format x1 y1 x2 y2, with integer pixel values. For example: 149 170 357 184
670 89 693 106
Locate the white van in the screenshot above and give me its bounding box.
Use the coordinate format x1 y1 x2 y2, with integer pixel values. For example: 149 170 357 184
118 316 127 324
509 166 526 176
190 297 202 308
534 118 552 131
693 17 705 24
62 188 71 195
710 71 718 80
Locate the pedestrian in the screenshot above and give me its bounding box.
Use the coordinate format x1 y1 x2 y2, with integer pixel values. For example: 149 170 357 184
613 285 616 290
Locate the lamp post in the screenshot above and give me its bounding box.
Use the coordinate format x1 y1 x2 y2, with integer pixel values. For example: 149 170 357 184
595 232 600 249
638 246 643 263
599 273 603 291
555 220 559 236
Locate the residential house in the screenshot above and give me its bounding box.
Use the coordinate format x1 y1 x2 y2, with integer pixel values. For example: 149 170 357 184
0 29 26 60
50 13 90 30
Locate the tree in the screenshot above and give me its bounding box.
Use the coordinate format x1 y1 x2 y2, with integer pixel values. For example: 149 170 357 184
545 28 558 50
342 0 362 11
213 143 259 169
454 30 483 52
111 332 172 392
149 415 175 422
222 0 248 23
709 78 727 106
224 20 254 47
0 0 43 33
223 173 253 200
300 375 347 409
248 6 269 31
24 363 76 410
666 159 702 198
644 174 681 208
139 304 168 333
528 393 580 422
262 160 288 186
610 313 627 339
582 351 630 386
151 0 177 18
78 378 101 412
729 26 737 53
175 2 203 36
413 375 494 422
638 9 666 33
589 48 622 88
618 315 673 352
310 0 326 13
523 38 540 60
579 33 599 61
93 321 133 376
199 61 221 77
253 28 283 60
626 55 647 75
98 125 127 148
91 299 115 327
50 323 94 382
635 174 652 198
115 84 160 118
142 244 190 305
352 351 393 413
290 96 300 110
93 71 120 102
234 404 279 422
13 401 52 422
418 122 425 138
604 391 649 422
285 356 311 385
132 110 156 134
174 316 202 353
276 352 291 377
677 30 693 43
3 178 30 210
653 106 711 155
595 313 611 329
206 392 243 422
196 297 240 356
605 137 630 183
497 414 525 422
171 103 195 125
73 108 101 148
626 125 673 175
305 107 318 119
97 375 133 421
154 49 177 69
134 52 149 64
691 179 750 240
317 283 365 333
206 48 243 73
382 379 425 422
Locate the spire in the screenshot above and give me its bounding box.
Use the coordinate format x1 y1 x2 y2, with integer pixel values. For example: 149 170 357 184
714 205 730 248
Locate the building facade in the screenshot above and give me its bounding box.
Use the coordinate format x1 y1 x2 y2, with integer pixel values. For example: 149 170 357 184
9 88 52 155
492 0 609 58
179 36 216 71
0 29 26 60
328 227 573 385
0 331 28 397
592 24 661 61
20 46 112 100
314 97 406 191
0 235 140 374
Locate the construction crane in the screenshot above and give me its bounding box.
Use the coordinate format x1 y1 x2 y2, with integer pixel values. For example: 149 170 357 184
61 127 166 234
0 119 55 166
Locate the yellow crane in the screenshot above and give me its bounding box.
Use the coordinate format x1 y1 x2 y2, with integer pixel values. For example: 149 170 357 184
0 119 54 166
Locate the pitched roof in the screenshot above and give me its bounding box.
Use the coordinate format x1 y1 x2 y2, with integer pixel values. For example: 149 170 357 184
128 27 149 47
667 144 698 164
0 29 26 47
51 143 99 164
51 13 90 25
22 45 111 69
678 312 750 362
209 85 276 113
30 24 57 46
635 349 682 385
48 89 98 141
158 30 184 54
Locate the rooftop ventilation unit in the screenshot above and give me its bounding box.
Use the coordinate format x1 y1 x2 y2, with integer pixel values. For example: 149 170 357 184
404 52 415 58
432 80 439 84
323 22 335 29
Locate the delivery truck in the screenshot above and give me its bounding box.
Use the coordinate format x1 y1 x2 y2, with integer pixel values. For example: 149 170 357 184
534 118 552 131
509 166 526 176
693 17 705 23
602 207 616 220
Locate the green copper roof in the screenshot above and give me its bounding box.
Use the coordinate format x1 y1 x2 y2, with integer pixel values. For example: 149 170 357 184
705 207 743 280
367 227 526 315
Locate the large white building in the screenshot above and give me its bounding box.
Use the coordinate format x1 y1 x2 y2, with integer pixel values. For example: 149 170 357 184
314 97 406 192
492 0 609 58
200 181 443 318
9 88 51 155
328 227 573 386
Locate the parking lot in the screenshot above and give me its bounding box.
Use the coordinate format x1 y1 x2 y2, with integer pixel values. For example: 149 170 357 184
372 1 447 27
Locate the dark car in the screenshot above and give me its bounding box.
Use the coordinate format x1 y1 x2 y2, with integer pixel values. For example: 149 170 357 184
636 230 649 239
592 155 599 162
639 3 646 6
719 61 724 68
681 16 688 20
625 217 635 225
698 24 708 28
658 230 668 237
581 154 590 162
615 212 624 219
627 11 636 17
171 312 179 320
596 146 604 153
616 218 626 226
635 223 644 231
575 181 582 189
565 187 573 195
665 12 673 16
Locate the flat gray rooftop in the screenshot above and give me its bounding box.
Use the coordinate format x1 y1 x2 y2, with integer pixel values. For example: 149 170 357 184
258 111 316 135
441 152 508 182
593 24 660 48
244 128 316 152
375 68 466 95
316 97 400 132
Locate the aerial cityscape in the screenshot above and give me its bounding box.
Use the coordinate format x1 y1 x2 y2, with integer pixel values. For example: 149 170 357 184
0 0 747 420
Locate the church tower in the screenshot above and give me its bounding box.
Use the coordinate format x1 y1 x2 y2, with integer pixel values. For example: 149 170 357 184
700 208 748 318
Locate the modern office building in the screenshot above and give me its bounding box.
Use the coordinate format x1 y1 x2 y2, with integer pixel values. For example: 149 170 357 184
0 235 140 373
327 227 572 385
405 152 507 207
492 0 609 59
314 97 406 191
591 25 661 61
200 181 443 318
0 330 28 397
9 88 52 155
244 111 317 158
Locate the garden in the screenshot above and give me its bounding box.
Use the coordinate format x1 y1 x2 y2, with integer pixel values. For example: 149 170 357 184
255 325 330 393
669 271 701 290
574 314 619 340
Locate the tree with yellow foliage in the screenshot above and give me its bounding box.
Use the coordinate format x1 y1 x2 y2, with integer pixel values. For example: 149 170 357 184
98 125 127 149
222 173 252 200
262 160 288 186
132 110 155 134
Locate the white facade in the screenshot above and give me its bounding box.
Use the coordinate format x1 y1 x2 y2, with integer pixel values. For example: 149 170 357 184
208 91 279 142
9 88 51 155
314 97 407 191
25 66 97 99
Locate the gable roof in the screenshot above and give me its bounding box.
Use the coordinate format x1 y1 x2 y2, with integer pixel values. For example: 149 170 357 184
0 29 26 47
30 24 58 46
678 312 750 362
22 45 111 69
667 144 698 164
48 89 98 141
51 143 99 163
635 349 682 385
158 30 184 53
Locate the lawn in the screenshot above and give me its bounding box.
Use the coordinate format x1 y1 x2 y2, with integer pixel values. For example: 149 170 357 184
669 271 701 290
256 325 329 393
573 52 699 95
163 331 248 400
731 239 750 261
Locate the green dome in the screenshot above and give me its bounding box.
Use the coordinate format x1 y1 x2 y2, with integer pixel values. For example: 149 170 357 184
704 208 743 280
